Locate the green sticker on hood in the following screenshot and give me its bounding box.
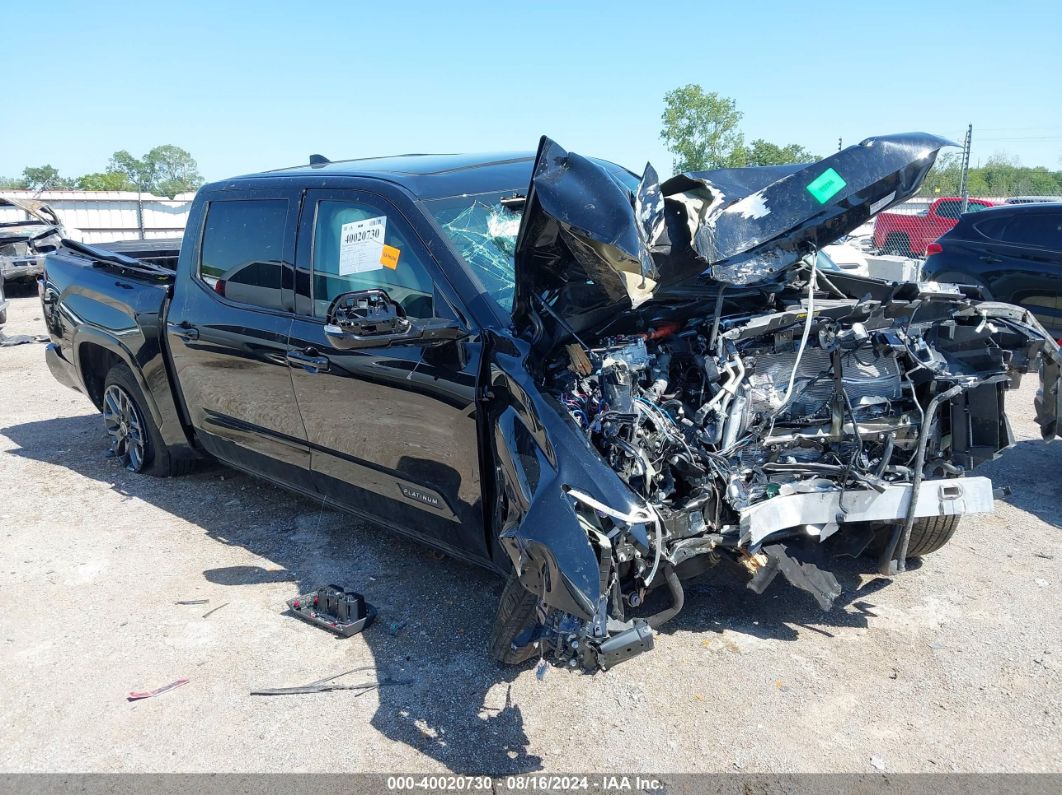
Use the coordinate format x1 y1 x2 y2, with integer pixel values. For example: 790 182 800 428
806 167 846 204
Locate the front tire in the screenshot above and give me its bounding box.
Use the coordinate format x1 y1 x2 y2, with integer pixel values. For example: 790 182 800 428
103 363 176 477
489 573 540 665
903 515 961 557
872 515 962 559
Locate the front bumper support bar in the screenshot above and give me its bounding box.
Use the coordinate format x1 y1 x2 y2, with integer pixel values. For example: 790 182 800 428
739 476 994 548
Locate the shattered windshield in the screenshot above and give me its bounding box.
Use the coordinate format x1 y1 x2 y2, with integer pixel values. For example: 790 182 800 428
426 191 523 313
426 161 638 315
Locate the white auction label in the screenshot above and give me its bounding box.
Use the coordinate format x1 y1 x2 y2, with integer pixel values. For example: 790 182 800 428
338 215 387 275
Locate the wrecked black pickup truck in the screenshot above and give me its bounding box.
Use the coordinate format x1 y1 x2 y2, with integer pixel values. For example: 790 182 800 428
41 133 1062 671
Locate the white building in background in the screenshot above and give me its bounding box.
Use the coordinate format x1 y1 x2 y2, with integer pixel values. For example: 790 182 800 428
0 189 193 244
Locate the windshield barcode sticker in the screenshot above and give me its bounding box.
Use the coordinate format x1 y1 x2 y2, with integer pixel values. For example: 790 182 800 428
339 215 387 275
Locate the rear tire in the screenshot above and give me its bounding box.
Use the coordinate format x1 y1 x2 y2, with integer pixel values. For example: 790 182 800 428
103 363 181 477
489 573 540 665
872 515 961 559
882 233 913 257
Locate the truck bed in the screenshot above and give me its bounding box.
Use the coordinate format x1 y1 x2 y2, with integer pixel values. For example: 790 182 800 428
40 242 193 458
93 237 182 270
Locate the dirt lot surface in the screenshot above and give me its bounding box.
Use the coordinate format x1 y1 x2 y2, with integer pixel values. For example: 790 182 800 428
1 288 1060 774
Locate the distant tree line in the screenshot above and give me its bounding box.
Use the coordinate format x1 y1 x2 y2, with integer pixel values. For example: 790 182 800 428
923 151 1062 197
659 85 1061 196
0 145 203 199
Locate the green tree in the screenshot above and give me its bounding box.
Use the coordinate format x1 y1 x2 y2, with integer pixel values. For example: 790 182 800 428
21 164 74 191
108 145 203 198
979 153 1021 195
921 152 964 195
744 139 817 166
1024 167 1062 194
0 176 22 189
919 150 1062 198
147 144 203 198
109 150 157 194
660 85 746 172
76 171 135 191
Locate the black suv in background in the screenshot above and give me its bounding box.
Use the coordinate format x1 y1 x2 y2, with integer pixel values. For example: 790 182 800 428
922 203 1062 338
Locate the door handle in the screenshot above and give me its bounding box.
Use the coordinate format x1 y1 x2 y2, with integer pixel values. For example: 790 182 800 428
979 255 1003 264
168 321 199 341
286 349 330 373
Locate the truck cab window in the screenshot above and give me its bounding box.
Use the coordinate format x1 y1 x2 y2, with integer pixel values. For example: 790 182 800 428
310 200 434 319
936 200 962 219
199 199 288 311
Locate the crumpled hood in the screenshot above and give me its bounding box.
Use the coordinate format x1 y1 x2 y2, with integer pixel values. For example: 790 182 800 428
0 198 66 249
0 197 62 228
513 132 953 349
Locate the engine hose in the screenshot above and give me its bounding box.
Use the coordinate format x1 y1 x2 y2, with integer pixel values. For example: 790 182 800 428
774 256 817 416
720 388 749 450
708 287 726 349
878 383 963 575
697 362 736 421
875 433 895 479
646 563 685 629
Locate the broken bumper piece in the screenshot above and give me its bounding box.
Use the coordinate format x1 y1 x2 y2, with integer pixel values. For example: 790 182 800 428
739 476 995 547
747 544 843 610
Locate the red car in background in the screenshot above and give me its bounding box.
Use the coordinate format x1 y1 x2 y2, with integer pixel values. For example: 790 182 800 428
873 196 997 256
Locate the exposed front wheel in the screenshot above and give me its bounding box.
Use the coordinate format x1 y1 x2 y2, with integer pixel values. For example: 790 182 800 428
489 573 540 665
103 363 179 477
872 515 962 559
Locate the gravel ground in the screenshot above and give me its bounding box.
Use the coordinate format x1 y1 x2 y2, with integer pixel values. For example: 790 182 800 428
1 288 1060 774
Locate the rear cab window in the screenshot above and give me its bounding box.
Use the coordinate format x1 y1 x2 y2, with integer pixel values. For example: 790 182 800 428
935 200 963 219
936 199 990 220
198 199 288 311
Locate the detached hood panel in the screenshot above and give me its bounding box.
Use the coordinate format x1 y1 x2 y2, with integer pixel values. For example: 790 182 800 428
513 132 954 348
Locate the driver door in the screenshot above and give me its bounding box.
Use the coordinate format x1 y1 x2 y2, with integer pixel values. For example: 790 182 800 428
288 187 488 561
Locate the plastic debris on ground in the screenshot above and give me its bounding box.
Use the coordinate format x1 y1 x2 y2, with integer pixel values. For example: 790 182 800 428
128 678 189 701
250 667 413 697
287 584 376 637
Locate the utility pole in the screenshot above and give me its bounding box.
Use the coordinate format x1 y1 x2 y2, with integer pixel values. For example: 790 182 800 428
958 124 973 213
136 182 145 240
837 137 842 152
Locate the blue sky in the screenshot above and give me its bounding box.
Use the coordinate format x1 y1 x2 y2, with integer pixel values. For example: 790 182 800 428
4 1 1061 182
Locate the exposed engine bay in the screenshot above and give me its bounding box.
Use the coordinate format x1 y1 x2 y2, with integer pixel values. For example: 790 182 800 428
494 132 1062 672
530 262 1058 670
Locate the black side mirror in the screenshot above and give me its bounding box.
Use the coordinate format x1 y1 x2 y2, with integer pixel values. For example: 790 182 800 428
323 289 468 350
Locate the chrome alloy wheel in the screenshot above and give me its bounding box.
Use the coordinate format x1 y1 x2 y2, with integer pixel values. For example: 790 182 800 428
103 384 146 472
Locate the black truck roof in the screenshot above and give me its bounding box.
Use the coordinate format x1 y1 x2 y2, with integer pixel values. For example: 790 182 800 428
225 152 538 200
